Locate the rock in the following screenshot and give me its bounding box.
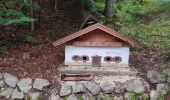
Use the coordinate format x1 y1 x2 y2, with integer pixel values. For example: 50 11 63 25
125 93 149 100
141 93 149 100
150 90 159 100
0 87 13 99
147 71 166 83
4 73 19 87
11 88 24 99
97 93 113 100
82 92 96 100
17 78 32 93
72 82 86 93
124 93 130 100
126 79 145 93
157 83 169 95
86 81 101 95
114 83 125 94
0 80 5 87
66 94 78 100
162 68 170 82
162 68 170 75
101 82 114 94
30 92 42 100
49 94 62 100
33 78 50 90
59 84 72 96
167 77 170 83
114 95 123 100
0 73 3 79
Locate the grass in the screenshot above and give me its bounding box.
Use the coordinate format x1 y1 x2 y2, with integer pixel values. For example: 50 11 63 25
95 0 105 11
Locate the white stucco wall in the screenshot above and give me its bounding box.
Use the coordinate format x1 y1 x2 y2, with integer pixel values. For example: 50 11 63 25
65 46 129 65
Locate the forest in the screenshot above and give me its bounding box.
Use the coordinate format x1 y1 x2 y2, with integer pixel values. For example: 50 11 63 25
0 0 170 100
1 0 170 69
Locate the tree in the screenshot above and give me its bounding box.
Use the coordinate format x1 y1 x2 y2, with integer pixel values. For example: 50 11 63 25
0 0 38 28
104 0 114 17
30 0 35 33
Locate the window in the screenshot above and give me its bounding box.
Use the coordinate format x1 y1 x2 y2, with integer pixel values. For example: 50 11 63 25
72 55 80 61
114 56 122 63
104 56 112 62
82 56 89 62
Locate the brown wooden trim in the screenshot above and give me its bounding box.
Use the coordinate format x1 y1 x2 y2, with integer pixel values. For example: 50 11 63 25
72 55 80 61
114 56 122 63
73 41 122 47
92 56 102 67
61 74 94 81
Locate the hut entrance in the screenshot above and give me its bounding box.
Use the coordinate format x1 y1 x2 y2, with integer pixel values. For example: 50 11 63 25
92 56 101 67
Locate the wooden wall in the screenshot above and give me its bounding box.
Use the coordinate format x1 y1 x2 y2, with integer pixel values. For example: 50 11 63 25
66 29 129 47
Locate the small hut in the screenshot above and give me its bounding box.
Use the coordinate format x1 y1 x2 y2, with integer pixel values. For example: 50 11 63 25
53 24 139 65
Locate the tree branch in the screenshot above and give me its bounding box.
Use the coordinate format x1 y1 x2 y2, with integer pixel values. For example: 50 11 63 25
2 1 8 9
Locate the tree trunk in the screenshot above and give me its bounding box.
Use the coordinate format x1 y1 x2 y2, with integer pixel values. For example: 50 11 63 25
104 0 114 17
54 0 57 12
30 0 34 33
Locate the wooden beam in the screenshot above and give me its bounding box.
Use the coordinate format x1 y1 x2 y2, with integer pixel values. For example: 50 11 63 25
61 74 93 81
73 41 122 47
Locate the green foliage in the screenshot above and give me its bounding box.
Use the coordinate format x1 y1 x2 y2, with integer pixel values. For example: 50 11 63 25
0 9 35 25
128 92 138 100
95 0 105 11
0 0 38 26
0 40 6 54
84 0 98 14
24 35 39 44
117 0 170 50
158 91 166 100
15 0 40 9
130 46 142 52
79 95 83 100
128 92 149 100
94 0 170 50
0 0 40 9
114 0 158 23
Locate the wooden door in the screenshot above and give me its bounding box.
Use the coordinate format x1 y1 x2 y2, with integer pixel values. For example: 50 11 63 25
92 56 101 67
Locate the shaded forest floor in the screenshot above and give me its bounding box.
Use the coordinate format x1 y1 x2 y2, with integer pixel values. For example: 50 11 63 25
0 0 84 83
0 19 81 83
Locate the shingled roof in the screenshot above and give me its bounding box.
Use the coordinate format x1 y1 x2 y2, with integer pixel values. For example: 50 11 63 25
52 23 140 47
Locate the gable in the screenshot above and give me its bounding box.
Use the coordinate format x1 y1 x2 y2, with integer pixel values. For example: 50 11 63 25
75 29 114 42
66 29 130 47
52 23 139 47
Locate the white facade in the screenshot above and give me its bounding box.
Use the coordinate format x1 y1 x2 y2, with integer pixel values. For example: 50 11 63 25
65 46 129 67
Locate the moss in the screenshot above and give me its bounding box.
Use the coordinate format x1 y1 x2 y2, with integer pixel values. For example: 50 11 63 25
0 88 6 93
79 95 83 100
158 92 165 100
24 94 31 100
141 93 149 100
127 92 149 100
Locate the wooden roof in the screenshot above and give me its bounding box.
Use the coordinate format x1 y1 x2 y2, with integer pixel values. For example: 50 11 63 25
53 23 139 47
